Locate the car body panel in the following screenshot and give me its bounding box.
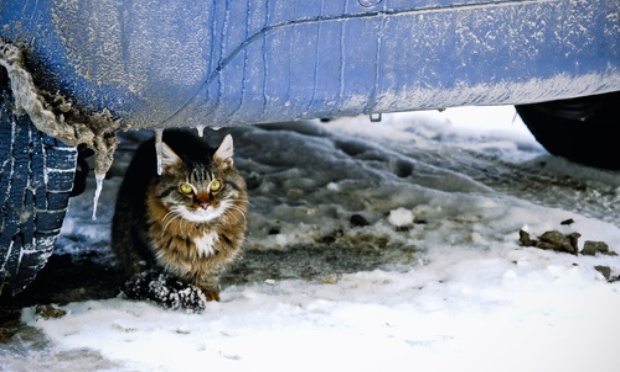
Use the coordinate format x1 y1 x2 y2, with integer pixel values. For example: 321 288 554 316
1 0 618 129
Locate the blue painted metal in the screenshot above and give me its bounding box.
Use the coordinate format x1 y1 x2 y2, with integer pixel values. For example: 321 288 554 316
1 0 618 129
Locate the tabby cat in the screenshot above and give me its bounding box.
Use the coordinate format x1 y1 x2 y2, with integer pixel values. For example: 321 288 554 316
112 130 248 306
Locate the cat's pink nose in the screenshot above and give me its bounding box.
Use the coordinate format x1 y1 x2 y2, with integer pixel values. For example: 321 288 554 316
196 192 210 209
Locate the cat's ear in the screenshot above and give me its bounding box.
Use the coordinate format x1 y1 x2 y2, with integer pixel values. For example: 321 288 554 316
160 142 182 172
213 134 234 168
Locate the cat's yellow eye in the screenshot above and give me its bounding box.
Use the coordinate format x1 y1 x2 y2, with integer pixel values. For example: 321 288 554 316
179 183 193 194
209 179 222 192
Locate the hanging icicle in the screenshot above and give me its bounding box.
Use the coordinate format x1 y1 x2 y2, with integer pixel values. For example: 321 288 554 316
195 125 206 137
155 128 164 175
91 172 105 220
90 133 118 220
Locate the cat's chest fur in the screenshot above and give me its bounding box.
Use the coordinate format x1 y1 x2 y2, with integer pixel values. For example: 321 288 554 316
153 225 221 260
193 231 220 257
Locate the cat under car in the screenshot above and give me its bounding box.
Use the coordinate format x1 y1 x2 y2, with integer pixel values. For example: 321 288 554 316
111 129 248 312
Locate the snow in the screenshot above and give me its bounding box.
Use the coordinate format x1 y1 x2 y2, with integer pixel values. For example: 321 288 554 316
3 106 620 371
387 207 415 227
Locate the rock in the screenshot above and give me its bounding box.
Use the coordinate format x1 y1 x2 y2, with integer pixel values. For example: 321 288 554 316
518 230 535 246
34 304 67 319
319 274 340 284
537 230 580 255
268 226 281 235
350 214 370 227
581 241 613 256
518 229 580 255
594 266 612 280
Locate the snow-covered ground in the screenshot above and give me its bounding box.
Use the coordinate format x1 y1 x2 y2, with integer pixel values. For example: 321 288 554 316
3 107 620 372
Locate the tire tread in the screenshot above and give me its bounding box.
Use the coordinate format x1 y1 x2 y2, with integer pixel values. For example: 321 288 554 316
0 90 76 296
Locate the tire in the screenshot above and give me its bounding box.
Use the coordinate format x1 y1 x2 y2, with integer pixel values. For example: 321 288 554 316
515 92 620 170
0 68 77 297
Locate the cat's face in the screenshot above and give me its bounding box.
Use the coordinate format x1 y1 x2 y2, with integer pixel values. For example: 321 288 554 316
154 134 246 223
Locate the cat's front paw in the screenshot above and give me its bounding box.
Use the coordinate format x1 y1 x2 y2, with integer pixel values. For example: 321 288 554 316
203 290 220 302
122 270 208 313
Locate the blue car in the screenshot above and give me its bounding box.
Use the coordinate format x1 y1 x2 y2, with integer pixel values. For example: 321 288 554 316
1 0 618 295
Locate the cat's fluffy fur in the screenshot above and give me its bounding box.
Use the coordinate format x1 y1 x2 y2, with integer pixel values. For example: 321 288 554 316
112 130 247 302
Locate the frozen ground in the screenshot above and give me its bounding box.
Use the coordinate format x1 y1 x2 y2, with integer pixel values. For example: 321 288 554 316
1 107 620 371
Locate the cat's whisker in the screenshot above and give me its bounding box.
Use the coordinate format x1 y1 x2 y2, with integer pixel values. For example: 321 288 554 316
226 205 247 215
223 201 247 211
162 211 176 225
162 210 183 233
162 218 176 236
224 206 248 223
228 198 252 206
163 210 182 224
168 208 190 237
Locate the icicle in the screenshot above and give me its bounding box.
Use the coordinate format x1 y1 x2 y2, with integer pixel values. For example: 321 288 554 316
511 109 519 125
212 126 222 131
195 125 206 137
155 128 164 175
90 132 118 220
91 172 105 220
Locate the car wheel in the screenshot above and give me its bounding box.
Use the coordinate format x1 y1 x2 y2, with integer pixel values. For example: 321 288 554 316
515 92 620 170
0 67 76 297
